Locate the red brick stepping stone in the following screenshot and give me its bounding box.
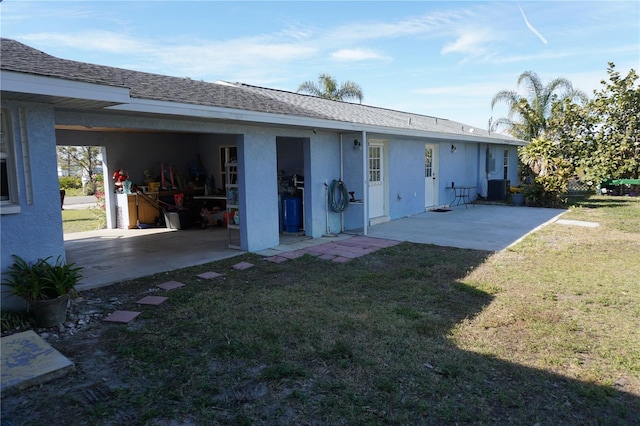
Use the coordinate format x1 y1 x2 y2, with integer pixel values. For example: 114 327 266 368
232 261 254 270
157 281 185 291
197 271 223 279
332 257 352 263
103 311 141 323
136 296 168 305
265 256 288 263
280 250 307 259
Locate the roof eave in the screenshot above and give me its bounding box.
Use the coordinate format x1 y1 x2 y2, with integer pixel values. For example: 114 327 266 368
107 97 525 145
0 71 131 106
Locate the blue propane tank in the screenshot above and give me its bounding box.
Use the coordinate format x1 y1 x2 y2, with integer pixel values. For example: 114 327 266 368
283 196 302 232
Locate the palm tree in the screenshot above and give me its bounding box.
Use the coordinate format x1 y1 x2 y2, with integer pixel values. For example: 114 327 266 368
297 73 363 103
490 71 587 141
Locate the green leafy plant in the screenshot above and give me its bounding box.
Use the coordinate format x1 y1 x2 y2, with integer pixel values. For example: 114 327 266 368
1 310 35 333
4 255 82 308
519 137 571 207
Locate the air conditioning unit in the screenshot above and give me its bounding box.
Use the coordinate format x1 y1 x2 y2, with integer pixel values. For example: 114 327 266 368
487 179 510 200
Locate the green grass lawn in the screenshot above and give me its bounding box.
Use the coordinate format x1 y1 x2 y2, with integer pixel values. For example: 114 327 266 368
61 208 106 233
12 196 640 424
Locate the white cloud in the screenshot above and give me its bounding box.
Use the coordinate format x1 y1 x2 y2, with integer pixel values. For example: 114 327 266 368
16 30 317 78
311 8 477 46
441 28 494 56
331 48 389 61
19 31 148 53
490 44 639 66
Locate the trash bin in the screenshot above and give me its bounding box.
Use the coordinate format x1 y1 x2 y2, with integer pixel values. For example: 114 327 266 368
283 196 301 232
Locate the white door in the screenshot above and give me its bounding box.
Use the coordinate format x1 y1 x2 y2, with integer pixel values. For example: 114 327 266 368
368 143 385 220
425 144 438 208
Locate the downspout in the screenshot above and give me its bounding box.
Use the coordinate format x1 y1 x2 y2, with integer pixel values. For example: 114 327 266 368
361 131 368 236
477 144 482 199
339 134 344 232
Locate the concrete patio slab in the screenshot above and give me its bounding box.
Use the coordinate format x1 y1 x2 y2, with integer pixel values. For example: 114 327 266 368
1 330 75 394
366 204 566 252
65 227 239 291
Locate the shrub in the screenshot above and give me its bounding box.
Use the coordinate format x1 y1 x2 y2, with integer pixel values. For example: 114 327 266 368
59 176 82 190
519 138 571 207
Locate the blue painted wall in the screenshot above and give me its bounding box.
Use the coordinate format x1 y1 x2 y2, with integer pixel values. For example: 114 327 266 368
239 131 279 252
306 132 342 237
340 132 364 232
1 102 66 310
387 137 425 219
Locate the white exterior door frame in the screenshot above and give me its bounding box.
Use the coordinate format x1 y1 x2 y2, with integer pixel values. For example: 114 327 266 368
368 140 388 224
424 143 439 209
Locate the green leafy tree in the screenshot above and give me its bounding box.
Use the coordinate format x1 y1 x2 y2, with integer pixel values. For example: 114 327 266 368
57 145 102 193
297 73 363 103
491 71 587 141
549 63 640 184
518 137 572 207
57 146 101 177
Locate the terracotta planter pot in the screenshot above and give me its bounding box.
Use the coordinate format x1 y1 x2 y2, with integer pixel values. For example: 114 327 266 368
31 294 69 328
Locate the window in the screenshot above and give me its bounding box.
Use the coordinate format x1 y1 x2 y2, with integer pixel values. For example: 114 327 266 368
503 149 509 180
1 108 19 213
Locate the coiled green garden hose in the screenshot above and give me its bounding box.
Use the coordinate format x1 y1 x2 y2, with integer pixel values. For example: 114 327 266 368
328 179 349 213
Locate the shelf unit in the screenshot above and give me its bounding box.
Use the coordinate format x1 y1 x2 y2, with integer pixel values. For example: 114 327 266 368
225 162 241 249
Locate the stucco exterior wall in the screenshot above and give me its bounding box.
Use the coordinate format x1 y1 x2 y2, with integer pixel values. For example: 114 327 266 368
306 132 342 238
239 131 279 251
340 132 364 232
1 101 65 310
387 137 425 220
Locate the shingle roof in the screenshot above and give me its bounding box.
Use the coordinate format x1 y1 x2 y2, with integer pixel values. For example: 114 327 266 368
234 82 493 137
0 38 316 117
1 38 516 142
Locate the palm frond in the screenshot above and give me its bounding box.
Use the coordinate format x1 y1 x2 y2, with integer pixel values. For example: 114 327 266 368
297 73 363 102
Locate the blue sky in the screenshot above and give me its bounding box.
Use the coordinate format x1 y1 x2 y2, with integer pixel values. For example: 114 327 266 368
1 1 638 130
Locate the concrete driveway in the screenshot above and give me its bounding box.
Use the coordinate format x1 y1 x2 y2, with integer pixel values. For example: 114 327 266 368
367 204 566 251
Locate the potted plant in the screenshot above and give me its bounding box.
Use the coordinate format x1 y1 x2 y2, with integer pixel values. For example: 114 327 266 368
510 185 526 206
4 255 82 328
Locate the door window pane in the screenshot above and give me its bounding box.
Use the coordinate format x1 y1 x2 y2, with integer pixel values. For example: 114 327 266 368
425 148 433 178
369 146 381 183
